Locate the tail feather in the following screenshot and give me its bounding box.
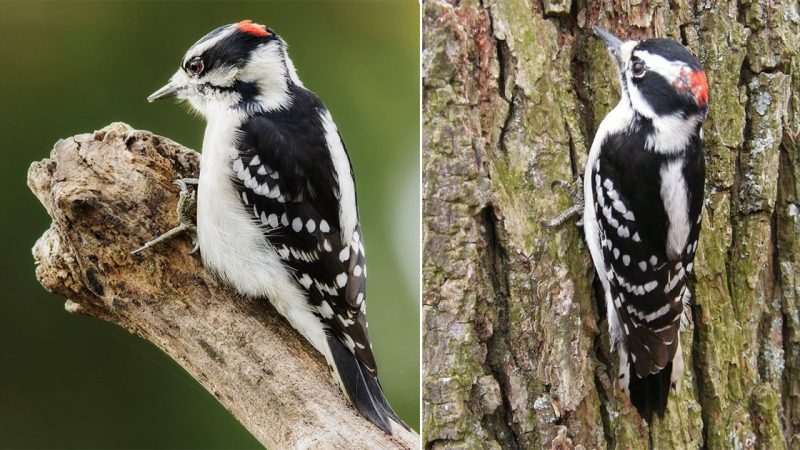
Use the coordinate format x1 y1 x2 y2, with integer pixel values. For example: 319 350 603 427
628 359 672 423
327 334 408 433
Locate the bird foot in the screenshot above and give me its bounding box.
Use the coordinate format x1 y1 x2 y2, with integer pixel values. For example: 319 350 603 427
132 178 199 255
542 177 585 228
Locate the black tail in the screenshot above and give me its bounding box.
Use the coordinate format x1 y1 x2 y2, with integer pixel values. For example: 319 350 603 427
629 360 672 423
327 334 408 433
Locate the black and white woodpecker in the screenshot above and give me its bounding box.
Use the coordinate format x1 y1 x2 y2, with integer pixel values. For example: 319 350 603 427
546 26 708 421
137 20 405 433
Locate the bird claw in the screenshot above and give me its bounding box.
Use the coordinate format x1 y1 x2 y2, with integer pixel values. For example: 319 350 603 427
542 177 585 228
174 178 199 191
131 177 199 255
550 179 572 194
549 177 583 203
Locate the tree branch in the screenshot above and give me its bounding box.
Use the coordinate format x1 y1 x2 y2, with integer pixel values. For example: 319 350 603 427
28 122 419 450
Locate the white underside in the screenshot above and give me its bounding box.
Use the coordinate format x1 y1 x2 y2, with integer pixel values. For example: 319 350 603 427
196 109 333 367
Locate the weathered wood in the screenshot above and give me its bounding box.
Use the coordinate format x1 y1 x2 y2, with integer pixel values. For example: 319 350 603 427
422 1 800 448
29 122 419 450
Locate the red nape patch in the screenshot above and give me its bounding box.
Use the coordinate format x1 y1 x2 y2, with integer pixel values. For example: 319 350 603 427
689 70 709 107
237 20 270 37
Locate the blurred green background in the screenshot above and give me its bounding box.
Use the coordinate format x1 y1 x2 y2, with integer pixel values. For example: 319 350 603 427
0 1 419 448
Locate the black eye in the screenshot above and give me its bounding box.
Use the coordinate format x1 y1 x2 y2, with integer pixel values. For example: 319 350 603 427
631 60 646 78
185 57 204 76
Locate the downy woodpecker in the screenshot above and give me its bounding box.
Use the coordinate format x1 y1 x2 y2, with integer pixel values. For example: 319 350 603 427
547 26 708 421
140 20 405 433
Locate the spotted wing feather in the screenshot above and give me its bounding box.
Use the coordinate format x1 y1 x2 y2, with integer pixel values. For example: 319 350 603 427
594 135 703 378
232 113 378 376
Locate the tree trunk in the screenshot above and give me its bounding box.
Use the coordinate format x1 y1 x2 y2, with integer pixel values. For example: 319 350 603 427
422 1 799 448
28 122 419 450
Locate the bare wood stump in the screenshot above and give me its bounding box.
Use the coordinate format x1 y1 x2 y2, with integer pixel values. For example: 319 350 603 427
28 122 419 450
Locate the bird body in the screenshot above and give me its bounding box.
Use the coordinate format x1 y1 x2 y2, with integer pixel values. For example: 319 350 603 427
196 88 332 363
583 27 708 420
146 20 402 432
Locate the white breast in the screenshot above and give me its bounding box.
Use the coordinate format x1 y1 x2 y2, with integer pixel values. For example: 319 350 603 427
196 110 330 360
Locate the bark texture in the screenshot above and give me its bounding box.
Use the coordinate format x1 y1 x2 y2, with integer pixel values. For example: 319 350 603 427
422 1 800 448
29 122 419 450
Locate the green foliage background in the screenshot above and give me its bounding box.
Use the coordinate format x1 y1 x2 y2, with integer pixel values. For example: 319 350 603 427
0 1 420 448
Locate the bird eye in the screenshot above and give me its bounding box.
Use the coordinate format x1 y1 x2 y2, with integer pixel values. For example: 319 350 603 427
631 60 646 78
185 58 204 76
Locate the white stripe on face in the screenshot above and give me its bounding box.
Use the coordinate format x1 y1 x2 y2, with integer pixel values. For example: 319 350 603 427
618 41 638 67
633 50 688 86
626 50 692 119
183 25 237 67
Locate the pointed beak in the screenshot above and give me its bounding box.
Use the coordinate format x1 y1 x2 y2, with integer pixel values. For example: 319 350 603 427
147 81 181 102
593 25 625 71
593 25 623 50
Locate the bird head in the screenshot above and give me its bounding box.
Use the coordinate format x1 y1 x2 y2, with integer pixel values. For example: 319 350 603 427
148 20 301 117
593 25 708 120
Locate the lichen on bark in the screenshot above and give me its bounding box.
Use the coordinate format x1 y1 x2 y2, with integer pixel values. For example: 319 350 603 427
423 0 800 448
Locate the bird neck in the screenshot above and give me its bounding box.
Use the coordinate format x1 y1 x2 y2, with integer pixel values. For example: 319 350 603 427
623 102 703 155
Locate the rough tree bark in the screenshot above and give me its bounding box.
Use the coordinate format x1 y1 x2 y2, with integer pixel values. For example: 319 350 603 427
422 1 799 448
28 122 419 450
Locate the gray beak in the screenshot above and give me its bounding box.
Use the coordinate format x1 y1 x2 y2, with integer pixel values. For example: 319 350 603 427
593 25 623 50
147 81 181 102
593 25 624 70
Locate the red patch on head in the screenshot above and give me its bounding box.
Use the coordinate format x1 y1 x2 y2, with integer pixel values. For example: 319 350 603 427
689 70 709 107
237 20 270 37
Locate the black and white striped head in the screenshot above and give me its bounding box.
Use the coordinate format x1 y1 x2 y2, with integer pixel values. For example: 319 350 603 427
594 26 709 120
148 20 302 116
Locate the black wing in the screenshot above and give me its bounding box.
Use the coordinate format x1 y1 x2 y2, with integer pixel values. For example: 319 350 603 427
233 112 379 375
595 133 703 379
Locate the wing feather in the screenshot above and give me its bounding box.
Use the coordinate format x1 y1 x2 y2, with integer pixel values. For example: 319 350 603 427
232 114 379 375
594 153 700 377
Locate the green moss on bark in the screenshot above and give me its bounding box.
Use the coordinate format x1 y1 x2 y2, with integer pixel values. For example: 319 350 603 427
423 0 800 448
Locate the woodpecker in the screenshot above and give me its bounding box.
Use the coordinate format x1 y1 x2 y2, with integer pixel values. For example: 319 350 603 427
138 20 405 433
546 26 708 421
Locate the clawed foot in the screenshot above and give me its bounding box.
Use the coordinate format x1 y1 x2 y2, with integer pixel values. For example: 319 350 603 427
132 178 199 255
541 177 585 228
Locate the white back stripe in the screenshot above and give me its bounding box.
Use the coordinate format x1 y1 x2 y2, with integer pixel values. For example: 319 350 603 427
320 110 357 245
660 159 690 260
